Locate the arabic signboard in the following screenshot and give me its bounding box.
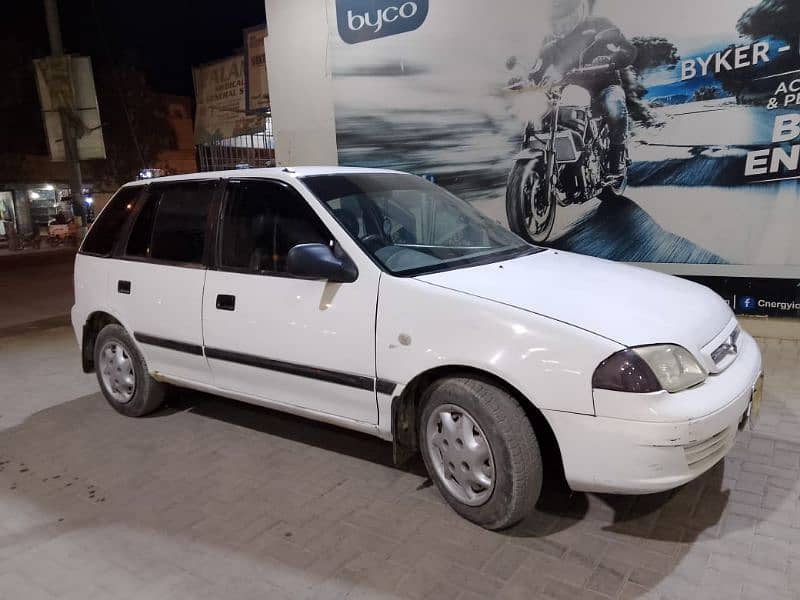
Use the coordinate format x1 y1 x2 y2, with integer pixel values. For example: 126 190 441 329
193 55 263 144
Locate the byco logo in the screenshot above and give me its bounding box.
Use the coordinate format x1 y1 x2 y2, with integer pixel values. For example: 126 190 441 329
336 0 428 44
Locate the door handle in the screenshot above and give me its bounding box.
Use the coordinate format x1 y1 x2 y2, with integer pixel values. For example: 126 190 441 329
118 280 131 294
216 294 236 311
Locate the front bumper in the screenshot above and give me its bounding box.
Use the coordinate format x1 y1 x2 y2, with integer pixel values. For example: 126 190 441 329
544 331 762 494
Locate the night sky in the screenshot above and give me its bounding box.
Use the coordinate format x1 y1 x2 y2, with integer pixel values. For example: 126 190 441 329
4 0 267 96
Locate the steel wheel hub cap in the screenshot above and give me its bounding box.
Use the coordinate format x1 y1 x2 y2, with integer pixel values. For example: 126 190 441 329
99 341 136 404
426 404 495 506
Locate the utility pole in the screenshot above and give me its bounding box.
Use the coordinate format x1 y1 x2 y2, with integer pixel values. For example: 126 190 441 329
43 0 86 230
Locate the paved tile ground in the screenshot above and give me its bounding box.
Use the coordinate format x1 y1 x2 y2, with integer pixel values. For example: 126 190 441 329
0 253 74 331
0 326 799 599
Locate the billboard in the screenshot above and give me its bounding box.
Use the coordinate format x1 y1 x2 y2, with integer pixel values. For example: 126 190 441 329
327 0 800 312
244 25 270 113
33 55 106 161
193 55 264 144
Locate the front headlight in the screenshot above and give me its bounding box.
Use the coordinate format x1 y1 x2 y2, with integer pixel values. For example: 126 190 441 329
593 345 707 394
635 345 707 392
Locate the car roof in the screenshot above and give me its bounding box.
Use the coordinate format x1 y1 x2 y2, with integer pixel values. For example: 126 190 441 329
121 166 404 188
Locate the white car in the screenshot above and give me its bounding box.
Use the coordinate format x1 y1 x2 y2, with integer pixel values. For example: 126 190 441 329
72 167 763 529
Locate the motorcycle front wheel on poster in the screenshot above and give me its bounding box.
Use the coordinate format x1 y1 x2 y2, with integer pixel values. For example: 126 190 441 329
506 155 558 244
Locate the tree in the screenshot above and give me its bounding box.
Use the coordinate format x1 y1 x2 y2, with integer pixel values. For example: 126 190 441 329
693 86 719 102
621 37 680 125
716 1 800 105
714 44 752 103
738 0 800 51
92 63 178 188
0 35 49 155
630 37 679 73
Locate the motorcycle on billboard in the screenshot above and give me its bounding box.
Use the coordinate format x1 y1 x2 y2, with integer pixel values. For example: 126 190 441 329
505 41 630 243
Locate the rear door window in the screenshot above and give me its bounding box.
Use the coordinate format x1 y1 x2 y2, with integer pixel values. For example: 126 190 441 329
80 186 141 256
125 182 215 265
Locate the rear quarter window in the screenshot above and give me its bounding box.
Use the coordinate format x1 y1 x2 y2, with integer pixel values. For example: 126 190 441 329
80 186 142 256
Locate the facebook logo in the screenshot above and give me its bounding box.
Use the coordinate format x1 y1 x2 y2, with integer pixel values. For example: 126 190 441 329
738 296 757 311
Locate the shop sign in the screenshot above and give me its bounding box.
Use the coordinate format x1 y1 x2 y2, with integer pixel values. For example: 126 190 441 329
33 56 106 161
244 25 270 113
193 55 263 144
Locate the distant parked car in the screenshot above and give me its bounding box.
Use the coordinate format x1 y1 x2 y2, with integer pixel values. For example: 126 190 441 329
72 167 763 529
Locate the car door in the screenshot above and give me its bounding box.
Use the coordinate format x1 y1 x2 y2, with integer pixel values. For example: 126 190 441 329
108 180 218 385
202 178 380 424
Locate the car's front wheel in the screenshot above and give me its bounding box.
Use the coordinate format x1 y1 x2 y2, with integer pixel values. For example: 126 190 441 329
94 324 165 417
419 377 542 530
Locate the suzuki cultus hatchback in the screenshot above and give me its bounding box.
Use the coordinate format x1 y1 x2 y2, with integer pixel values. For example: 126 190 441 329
73 167 762 529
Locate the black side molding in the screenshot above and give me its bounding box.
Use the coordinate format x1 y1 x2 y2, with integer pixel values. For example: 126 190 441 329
134 333 204 356
131 336 398 395
376 379 397 395
204 347 375 392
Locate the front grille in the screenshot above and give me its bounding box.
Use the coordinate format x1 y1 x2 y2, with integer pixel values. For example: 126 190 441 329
711 327 741 366
684 426 736 472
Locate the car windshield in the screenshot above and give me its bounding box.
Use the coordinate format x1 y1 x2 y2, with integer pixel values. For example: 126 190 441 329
301 173 539 276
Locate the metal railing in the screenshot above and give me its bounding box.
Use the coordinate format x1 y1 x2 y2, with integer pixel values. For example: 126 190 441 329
197 119 276 172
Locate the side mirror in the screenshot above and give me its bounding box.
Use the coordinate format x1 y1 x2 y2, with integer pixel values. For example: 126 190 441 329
286 243 358 283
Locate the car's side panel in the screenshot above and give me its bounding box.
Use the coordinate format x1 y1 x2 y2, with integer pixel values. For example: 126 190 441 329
375 274 622 430
106 260 210 384
202 269 381 424
201 177 384 425
71 253 111 345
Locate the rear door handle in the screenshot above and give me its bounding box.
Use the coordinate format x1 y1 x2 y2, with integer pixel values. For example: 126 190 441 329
216 294 236 311
118 280 131 294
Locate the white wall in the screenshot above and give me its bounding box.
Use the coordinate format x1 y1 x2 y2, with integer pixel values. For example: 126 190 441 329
264 0 338 166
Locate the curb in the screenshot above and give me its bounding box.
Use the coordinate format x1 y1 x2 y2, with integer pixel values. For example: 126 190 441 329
0 315 71 339
0 248 76 268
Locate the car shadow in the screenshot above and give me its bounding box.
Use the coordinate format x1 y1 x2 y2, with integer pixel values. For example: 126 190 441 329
165 387 732 543
163 387 427 476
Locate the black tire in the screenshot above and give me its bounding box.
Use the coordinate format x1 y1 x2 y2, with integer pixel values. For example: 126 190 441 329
419 377 542 530
506 157 556 244
94 324 165 417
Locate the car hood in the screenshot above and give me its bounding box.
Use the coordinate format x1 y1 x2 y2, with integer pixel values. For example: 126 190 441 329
417 250 733 349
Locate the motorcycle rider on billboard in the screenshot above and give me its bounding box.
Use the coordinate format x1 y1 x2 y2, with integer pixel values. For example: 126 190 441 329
528 0 636 175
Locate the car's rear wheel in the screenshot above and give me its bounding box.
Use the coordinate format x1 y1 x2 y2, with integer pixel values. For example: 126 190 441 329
419 377 542 530
94 324 165 417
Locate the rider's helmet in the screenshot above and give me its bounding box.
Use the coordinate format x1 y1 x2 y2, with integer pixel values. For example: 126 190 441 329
550 0 590 38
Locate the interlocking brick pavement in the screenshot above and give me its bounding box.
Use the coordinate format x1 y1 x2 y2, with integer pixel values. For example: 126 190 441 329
0 329 799 599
